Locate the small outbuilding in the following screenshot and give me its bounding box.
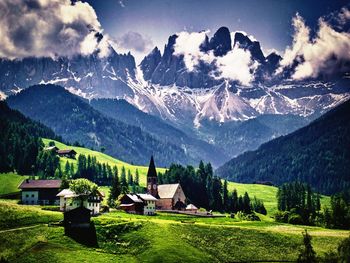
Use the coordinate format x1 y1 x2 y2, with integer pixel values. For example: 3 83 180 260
186 204 198 212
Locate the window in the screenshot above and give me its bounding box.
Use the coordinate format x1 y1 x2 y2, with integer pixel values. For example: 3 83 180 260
31 200 34 204
32 194 34 197
26 194 29 198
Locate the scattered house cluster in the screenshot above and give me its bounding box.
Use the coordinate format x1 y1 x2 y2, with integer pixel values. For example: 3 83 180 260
19 179 61 205
120 156 197 215
18 155 198 216
57 188 104 215
44 145 77 159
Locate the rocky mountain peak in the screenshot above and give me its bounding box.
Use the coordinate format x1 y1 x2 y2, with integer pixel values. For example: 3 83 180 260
208 26 232 56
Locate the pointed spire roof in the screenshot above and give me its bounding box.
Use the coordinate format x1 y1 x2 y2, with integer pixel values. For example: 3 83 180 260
147 156 157 178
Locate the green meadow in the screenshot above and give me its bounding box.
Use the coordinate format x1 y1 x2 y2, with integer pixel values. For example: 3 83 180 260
0 201 349 263
42 138 166 187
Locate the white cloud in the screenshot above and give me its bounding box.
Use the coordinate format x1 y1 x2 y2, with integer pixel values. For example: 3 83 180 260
0 0 110 59
278 9 350 80
116 31 153 53
173 31 209 71
173 30 257 85
214 47 257 86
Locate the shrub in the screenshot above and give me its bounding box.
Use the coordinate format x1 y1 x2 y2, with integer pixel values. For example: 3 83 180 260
275 211 290 223
288 213 304 225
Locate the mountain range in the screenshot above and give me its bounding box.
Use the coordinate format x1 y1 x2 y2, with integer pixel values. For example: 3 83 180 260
1 26 350 166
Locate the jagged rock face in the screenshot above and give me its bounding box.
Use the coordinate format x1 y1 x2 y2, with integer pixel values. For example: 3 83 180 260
140 47 161 80
233 32 265 63
208 26 232 56
0 48 136 98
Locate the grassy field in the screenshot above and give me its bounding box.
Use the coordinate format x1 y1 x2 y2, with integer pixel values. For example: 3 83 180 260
227 182 331 215
0 203 349 263
42 138 166 187
0 173 28 195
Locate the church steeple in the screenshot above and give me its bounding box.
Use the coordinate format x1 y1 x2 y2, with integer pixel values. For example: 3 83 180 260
147 156 158 197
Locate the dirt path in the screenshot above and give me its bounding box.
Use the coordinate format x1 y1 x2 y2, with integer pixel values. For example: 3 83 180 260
0 224 45 233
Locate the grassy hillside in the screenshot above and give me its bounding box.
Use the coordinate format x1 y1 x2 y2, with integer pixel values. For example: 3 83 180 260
0 173 27 195
216 99 350 195
42 138 166 187
0 202 349 262
227 181 330 215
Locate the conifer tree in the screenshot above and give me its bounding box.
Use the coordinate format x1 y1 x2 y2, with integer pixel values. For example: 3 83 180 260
297 230 317 263
135 169 139 185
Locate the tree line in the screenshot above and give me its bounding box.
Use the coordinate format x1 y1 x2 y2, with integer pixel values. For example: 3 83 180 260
0 101 60 175
158 161 266 214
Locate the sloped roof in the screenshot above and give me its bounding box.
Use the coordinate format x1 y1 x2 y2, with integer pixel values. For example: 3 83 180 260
57 188 104 199
126 194 143 203
158 183 180 199
19 179 61 189
57 189 77 198
146 156 157 178
138 193 158 201
186 204 198 210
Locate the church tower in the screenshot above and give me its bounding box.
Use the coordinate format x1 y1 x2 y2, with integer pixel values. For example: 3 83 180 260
147 156 158 197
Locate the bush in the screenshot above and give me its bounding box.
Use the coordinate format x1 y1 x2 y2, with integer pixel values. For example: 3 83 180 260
288 213 304 225
275 211 290 223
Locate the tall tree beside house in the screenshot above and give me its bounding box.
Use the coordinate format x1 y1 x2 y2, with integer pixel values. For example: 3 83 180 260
120 166 128 193
70 163 75 178
135 169 140 186
108 170 121 207
64 161 71 178
230 189 239 213
127 169 133 185
223 180 229 212
69 178 98 207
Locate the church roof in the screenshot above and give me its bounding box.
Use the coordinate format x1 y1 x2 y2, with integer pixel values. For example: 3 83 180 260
158 183 180 199
138 194 158 201
146 156 157 178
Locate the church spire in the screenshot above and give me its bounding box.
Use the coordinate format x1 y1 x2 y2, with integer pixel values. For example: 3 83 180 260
147 156 158 197
147 155 157 178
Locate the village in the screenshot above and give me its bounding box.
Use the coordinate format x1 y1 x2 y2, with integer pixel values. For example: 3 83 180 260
19 151 201 218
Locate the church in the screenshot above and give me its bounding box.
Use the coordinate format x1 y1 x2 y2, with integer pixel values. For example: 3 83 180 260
146 156 187 210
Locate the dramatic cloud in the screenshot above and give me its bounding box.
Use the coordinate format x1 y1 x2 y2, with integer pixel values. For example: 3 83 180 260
116 31 153 53
215 47 257 86
278 9 350 80
0 0 110 59
173 30 257 85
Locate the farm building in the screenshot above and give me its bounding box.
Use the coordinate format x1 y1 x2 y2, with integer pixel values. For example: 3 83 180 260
120 193 157 215
186 204 198 212
19 179 61 205
57 149 77 159
57 188 104 215
146 156 187 210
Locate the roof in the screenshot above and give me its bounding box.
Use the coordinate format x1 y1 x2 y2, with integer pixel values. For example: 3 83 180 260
19 179 61 189
126 194 143 203
57 188 104 199
57 149 77 154
146 156 157 178
157 184 180 199
138 193 158 201
57 189 78 198
44 146 59 151
186 204 198 210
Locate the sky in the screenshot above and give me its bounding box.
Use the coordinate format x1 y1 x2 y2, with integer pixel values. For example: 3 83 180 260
84 0 349 62
0 0 349 82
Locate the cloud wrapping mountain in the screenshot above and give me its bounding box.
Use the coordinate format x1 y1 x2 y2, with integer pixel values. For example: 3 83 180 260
0 0 110 59
173 30 257 85
116 31 153 53
278 9 350 80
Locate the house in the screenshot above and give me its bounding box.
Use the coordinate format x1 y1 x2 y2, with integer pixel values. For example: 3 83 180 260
186 204 198 212
57 149 77 159
57 188 104 215
145 156 187 210
157 184 186 210
120 193 158 215
19 179 61 205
